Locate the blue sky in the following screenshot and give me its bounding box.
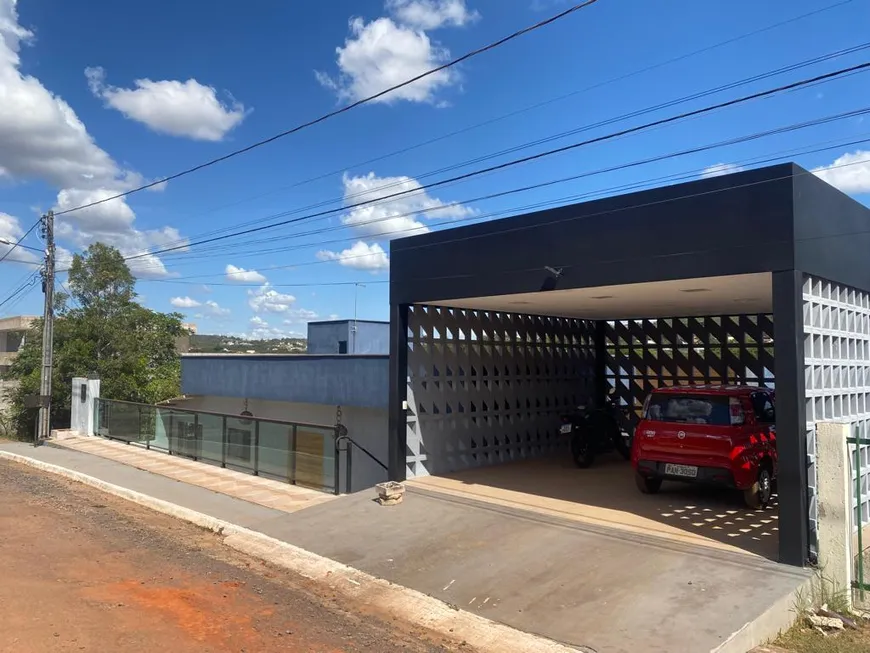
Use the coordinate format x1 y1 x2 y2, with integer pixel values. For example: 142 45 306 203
1 0 869 338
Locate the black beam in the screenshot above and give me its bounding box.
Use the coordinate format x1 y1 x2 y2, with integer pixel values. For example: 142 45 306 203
388 303 409 481
772 269 809 566
390 164 797 305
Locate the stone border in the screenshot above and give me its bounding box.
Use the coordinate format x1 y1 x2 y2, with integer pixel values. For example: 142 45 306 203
0 449 582 653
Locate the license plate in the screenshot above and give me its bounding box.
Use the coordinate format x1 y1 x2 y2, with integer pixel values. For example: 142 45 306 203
560 424 573 434
665 463 698 478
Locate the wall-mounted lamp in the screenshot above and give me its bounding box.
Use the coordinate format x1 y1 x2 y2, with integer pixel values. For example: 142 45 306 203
540 266 564 292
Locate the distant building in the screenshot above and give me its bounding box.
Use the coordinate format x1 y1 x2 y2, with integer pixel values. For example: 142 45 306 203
0 315 38 412
306 319 388 355
175 322 198 354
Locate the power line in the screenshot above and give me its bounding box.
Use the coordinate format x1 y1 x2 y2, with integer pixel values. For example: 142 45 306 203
131 38 870 260
157 120 870 279
121 60 870 265
0 220 41 264
127 118 870 278
148 155 870 294
132 0 856 253
0 271 40 312
52 1 602 219
141 93 870 273
145 136 870 284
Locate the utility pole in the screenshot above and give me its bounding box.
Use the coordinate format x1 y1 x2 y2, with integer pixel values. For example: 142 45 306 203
36 210 55 445
351 282 365 354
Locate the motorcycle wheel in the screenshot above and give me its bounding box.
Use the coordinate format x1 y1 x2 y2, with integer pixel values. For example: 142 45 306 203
571 434 595 468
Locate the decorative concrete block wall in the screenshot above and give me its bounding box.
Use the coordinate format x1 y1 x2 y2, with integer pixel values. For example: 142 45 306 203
603 315 776 420
405 305 596 478
803 277 870 545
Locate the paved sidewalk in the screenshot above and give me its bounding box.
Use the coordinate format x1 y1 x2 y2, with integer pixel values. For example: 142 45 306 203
0 441 286 529
0 440 809 653
53 436 334 513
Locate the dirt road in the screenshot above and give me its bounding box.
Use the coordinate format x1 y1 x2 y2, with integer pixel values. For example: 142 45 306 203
0 458 458 653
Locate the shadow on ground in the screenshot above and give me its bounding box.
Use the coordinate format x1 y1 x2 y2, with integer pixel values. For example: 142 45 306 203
417 454 780 560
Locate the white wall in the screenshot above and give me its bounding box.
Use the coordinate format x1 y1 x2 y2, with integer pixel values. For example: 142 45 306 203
174 395 388 493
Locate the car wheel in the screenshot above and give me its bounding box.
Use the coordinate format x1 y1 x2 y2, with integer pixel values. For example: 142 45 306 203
635 471 662 494
571 435 595 468
744 467 773 509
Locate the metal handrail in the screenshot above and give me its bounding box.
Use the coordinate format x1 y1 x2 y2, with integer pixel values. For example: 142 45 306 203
335 433 389 495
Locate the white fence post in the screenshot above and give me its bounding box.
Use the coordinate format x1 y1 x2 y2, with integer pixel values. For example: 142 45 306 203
70 376 100 436
815 420 853 607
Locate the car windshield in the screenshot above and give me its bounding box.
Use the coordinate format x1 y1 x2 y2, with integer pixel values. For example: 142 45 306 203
644 394 732 426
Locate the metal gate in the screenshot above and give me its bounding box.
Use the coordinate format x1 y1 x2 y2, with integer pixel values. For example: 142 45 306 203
848 427 870 602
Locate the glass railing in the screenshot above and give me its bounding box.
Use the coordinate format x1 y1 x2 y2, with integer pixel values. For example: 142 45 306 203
94 397 339 494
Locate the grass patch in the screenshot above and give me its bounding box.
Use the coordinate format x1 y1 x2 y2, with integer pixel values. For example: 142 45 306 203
775 618 870 652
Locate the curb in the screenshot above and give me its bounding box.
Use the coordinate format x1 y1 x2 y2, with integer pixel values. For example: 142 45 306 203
0 449 581 653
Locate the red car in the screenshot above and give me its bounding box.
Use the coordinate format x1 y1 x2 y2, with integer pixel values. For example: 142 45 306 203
631 385 777 509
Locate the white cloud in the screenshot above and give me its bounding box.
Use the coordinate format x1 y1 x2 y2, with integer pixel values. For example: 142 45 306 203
247 283 297 314
246 315 300 339
0 211 39 264
225 264 267 283
170 296 201 309
0 1 121 189
0 2 183 276
55 245 74 271
85 67 247 142
53 190 187 279
386 0 479 29
316 16 457 104
341 171 475 237
283 308 320 324
318 240 390 271
202 300 230 317
701 163 745 179
812 150 870 194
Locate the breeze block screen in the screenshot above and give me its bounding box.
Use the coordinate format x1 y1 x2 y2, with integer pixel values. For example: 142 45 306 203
405 305 596 477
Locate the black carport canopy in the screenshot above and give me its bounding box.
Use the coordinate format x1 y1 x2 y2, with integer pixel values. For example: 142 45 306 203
388 163 870 567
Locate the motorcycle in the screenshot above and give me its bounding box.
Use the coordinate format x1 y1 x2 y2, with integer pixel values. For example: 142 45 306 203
560 391 634 468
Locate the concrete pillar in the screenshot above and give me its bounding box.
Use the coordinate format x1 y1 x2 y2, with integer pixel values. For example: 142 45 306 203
70 376 100 436
815 420 853 606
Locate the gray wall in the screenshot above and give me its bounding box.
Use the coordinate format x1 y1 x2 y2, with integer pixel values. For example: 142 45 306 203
353 321 389 354
181 355 389 410
307 321 389 355
307 322 350 354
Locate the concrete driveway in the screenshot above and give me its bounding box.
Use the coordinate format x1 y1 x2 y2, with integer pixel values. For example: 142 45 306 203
268 469 805 653
409 456 780 561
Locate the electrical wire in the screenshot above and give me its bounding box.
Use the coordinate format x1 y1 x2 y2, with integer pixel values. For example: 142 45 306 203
131 0 856 252
130 39 870 259
119 60 870 266
0 271 40 312
143 108 870 273
145 136 870 285
0 220 41 264
52 1 602 219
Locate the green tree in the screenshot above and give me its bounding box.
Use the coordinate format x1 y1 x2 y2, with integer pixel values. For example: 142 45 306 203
3 244 185 437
